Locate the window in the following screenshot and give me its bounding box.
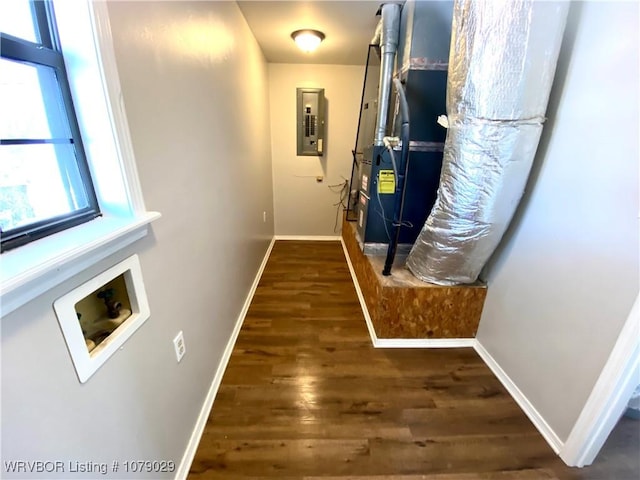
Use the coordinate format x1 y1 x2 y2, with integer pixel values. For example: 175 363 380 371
0 0 159 317
0 0 100 252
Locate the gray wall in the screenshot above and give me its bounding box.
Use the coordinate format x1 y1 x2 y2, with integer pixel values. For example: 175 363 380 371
1 1 273 478
269 63 363 236
478 1 639 442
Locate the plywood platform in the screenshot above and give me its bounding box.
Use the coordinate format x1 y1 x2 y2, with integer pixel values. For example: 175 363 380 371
342 218 486 339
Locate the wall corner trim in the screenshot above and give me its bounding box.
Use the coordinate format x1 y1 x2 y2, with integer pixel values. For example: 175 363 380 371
559 293 640 467
175 237 276 480
473 340 564 454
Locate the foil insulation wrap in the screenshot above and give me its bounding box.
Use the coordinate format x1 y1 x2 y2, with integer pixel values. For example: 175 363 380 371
407 0 568 285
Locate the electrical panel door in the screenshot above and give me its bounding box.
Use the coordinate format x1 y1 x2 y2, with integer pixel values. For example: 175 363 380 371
296 88 325 156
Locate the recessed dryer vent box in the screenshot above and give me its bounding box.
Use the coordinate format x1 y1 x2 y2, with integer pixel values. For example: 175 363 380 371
296 87 325 156
53 255 150 383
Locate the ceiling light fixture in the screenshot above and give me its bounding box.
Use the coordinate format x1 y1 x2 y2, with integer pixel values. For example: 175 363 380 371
291 29 325 53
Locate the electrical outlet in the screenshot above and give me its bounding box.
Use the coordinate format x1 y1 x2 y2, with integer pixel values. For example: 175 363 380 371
263 211 267 223
173 331 185 362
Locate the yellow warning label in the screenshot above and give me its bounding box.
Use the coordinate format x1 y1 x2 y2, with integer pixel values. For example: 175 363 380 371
378 170 395 194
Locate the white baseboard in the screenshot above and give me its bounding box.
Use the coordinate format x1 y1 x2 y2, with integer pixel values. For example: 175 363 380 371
274 235 341 241
341 232 599 464
473 340 564 454
175 237 275 480
340 238 379 344
377 338 476 348
340 238 474 349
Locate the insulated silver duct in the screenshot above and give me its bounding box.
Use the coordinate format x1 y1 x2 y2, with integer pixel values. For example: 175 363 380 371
407 0 569 285
374 3 401 146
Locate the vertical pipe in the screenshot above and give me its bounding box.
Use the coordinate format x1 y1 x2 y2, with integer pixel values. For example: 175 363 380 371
382 78 410 276
374 3 400 146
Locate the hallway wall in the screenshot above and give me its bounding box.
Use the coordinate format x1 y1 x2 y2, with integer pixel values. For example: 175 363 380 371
477 0 639 442
269 63 363 236
1 1 273 476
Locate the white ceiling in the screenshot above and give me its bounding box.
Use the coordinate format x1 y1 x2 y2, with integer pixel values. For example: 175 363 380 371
237 1 382 65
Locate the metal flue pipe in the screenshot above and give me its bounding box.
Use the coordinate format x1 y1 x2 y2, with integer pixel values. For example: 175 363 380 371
374 3 400 146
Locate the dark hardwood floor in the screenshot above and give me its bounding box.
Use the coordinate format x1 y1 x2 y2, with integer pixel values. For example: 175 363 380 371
189 241 637 479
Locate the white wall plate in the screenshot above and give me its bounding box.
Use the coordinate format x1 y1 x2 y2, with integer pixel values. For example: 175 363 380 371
53 254 150 383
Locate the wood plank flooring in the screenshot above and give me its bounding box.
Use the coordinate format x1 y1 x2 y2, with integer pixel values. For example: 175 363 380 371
188 241 629 479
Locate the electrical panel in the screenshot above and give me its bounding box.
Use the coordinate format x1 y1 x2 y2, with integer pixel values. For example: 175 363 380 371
296 88 325 156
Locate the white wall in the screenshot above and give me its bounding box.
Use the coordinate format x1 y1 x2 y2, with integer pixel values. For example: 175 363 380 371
477 1 639 442
1 1 273 477
269 64 363 236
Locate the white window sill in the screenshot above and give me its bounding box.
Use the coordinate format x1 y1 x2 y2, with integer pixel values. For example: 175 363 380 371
1 211 160 316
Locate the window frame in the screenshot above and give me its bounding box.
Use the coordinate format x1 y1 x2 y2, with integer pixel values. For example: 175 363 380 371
0 0 100 252
0 0 160 317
